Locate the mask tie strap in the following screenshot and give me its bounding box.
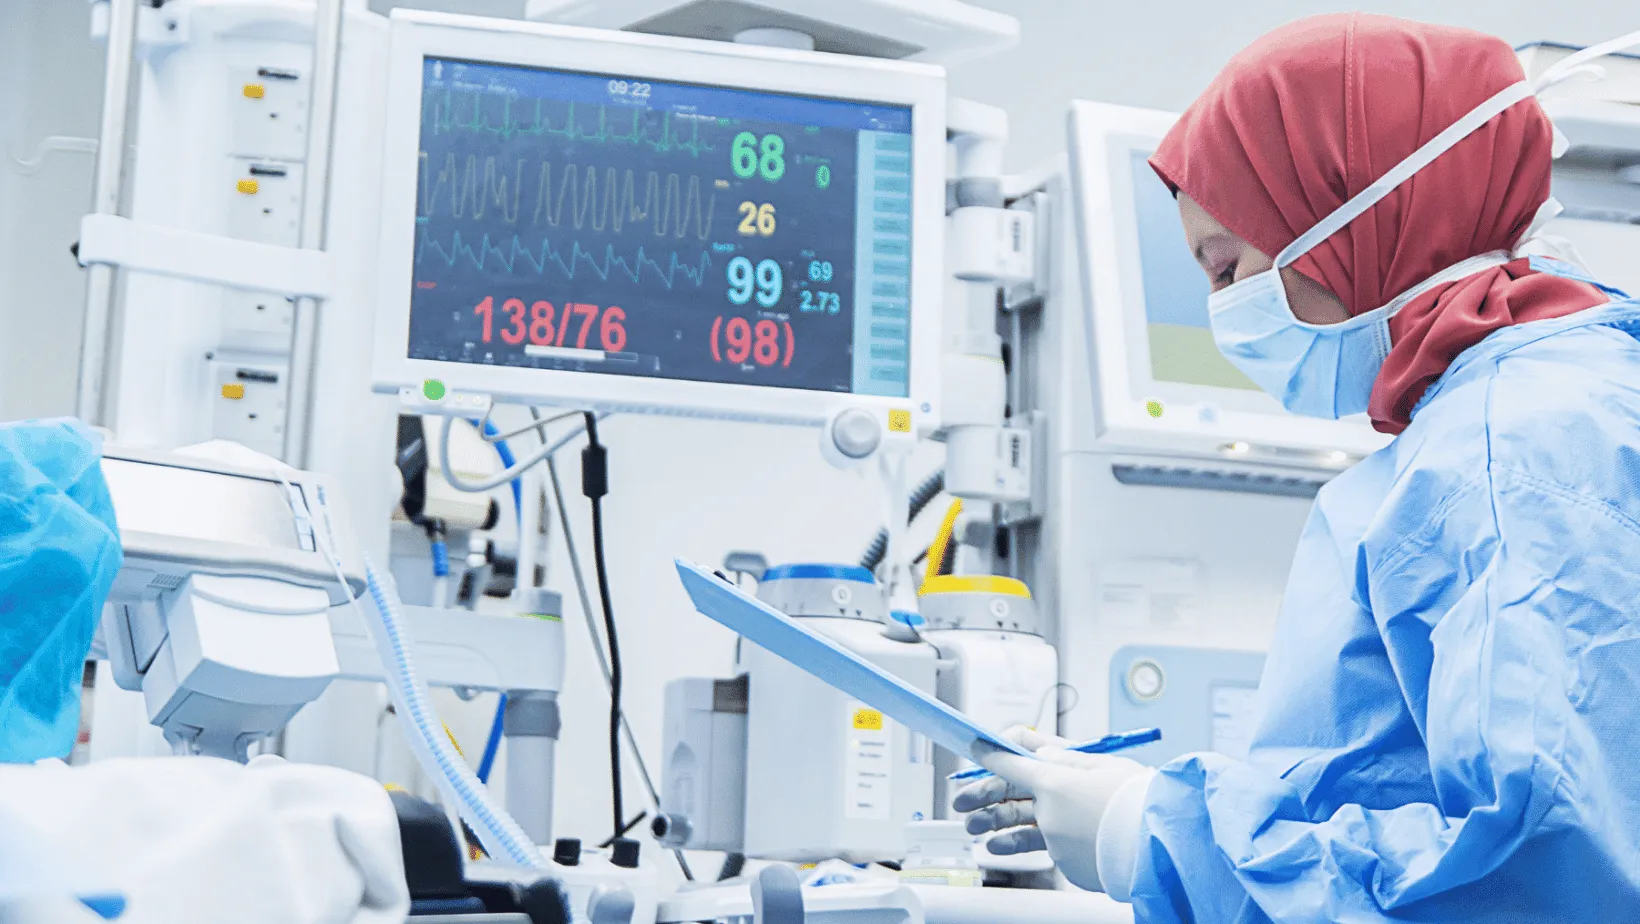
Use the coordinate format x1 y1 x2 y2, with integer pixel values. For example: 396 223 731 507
1531 29 1640 93
1274 81 1535 269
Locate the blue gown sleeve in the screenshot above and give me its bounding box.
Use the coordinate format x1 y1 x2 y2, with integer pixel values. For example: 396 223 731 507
1126 468 1640 923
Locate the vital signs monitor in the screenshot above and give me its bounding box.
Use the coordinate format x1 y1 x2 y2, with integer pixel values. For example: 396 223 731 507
1067 100 1388 465
373 11 946 429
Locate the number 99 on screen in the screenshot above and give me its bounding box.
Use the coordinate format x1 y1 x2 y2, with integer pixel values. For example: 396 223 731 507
727 256 782 308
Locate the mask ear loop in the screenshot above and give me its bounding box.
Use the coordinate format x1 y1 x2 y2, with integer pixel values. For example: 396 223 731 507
1536 62 1605 161
1530 29 1640 93
1523 32 1640 267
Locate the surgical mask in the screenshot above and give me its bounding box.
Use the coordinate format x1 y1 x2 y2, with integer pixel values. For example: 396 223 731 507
1207 30 1640 420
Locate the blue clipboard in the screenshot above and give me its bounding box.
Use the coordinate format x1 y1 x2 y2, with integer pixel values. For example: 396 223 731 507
675 559 1030 761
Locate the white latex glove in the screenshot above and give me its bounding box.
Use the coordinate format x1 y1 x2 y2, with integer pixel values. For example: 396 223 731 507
0 756 408 924
954 726 1154 895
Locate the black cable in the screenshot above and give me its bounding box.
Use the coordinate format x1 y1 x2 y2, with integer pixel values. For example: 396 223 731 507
859 469 946 571
580 411 623 842
596 812 650 849
539 411 692 882
717 853 747 882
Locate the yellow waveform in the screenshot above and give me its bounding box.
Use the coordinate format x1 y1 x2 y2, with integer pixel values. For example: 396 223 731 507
419 153 715 241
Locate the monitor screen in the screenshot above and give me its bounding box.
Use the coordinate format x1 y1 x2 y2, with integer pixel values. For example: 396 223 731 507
1127 149 1259 393
407 57 915 398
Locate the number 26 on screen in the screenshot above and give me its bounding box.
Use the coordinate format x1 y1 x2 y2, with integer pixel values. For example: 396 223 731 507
472 297 627 352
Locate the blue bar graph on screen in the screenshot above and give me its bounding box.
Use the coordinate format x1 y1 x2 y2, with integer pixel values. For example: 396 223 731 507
406 57 915 396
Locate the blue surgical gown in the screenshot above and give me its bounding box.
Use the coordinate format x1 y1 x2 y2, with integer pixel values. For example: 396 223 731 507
1129 300 1640 922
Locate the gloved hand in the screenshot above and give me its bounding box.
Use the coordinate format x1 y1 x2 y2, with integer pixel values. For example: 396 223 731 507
954 726 1154 895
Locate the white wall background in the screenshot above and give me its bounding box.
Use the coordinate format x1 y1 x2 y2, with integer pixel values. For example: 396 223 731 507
2 0 1637 879
0 1 105 421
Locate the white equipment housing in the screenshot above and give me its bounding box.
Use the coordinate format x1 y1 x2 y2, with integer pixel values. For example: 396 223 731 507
371 11 946 438
741 618 937 861
738 565 938 861
99 445 364 760
522 0 1020 67
657 880 1132 924
82 0 402 566
656 676 748 852
657 565 952 862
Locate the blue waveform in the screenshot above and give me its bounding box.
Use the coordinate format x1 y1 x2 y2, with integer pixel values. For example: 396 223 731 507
418 229 713 290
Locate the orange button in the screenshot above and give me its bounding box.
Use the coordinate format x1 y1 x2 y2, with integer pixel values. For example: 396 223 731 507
220 383 245 400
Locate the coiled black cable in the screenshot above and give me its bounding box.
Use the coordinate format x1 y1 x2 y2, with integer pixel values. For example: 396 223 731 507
859 470 946 572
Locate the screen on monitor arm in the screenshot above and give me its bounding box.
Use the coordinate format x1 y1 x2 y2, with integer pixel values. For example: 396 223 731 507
1128 149 1260 393
407 58 915 398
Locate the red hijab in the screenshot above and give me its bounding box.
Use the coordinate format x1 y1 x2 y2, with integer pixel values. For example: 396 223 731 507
1149 13 1607 434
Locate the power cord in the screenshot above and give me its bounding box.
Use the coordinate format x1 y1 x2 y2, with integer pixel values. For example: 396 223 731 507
521 408 692 879
544 448 693 881
578 412 624 843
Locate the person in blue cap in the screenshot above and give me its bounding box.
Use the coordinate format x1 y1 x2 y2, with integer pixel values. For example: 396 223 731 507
0 418 122 765
0 418 407 923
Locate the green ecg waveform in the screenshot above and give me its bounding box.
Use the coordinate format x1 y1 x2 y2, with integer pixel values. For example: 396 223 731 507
426 89 716 157
419 153 716 241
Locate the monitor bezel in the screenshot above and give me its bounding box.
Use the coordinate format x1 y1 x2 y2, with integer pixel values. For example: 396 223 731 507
372 10 945 429
1067 100 1389 463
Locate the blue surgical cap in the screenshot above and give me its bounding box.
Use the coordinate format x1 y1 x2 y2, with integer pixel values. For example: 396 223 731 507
0 419 122 763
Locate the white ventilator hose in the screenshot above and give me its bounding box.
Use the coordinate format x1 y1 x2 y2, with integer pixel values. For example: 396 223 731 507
361 561 545 868
257 457 545 867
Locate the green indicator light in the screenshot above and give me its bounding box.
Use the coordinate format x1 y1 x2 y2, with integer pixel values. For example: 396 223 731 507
1145 400 1164 419
423 379 446 401
816 164 831 189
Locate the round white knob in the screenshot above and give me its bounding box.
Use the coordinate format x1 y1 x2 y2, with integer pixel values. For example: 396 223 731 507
830 408 882 460
1127 660 1165 701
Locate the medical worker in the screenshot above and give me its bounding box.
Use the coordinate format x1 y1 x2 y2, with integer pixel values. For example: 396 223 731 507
0 418 407 923
960 15 1640 922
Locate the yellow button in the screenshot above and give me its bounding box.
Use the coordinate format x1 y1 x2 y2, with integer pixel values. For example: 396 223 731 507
243 84 266 99
852 708 884 731
888 409 912 433
236 179 259 195
220 383 245 400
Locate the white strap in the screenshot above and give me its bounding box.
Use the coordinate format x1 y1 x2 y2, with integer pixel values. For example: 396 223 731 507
1532 29 1640 93
1513 199 1594 276
1276 81 1535 267
1379 250 1510 319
